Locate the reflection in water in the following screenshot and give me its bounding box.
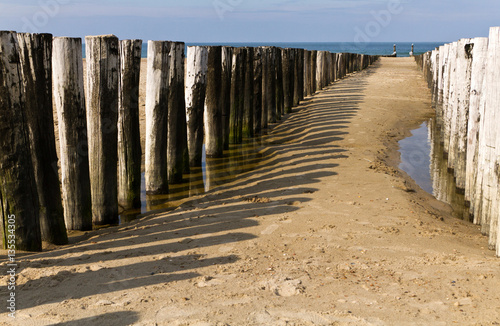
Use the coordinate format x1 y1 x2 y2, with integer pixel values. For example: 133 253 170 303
119 136 267 223
399 118 470 221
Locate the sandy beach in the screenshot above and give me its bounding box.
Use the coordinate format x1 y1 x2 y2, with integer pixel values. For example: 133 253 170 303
1 57 499 325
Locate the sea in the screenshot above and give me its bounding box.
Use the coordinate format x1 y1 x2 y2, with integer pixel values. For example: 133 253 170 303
82 42 445 58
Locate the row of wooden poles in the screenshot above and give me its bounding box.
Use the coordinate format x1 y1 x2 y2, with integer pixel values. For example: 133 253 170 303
0 31 377 251
415 26 500 257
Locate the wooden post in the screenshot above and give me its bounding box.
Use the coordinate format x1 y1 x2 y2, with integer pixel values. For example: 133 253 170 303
282 48 293 113
243 47 255 137
267 47 277 123
438 43 451 145
442 42 458 156
230 47 245 144
316 51 324 91
260 47 271 128
275 47 284 120
253 47 263 135
484 27 500 252
311 50 317 93
186 46 208 166
303 50 311 97
466 38 488 213
17 33 67 244
53 37 93 231
85 34 119 226
118 39 142 210
205 46 223 157
449 38 474 190
221 46 233 149
293 48 301 106
0 31 41 251
167 41 189 183
297 48 304 101
145 41 168 194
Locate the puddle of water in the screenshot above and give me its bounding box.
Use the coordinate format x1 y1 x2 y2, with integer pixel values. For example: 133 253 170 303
399 119 470 221
398 121 433 194
118 135 268 223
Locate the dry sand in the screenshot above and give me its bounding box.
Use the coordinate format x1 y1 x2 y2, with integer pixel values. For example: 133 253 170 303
1 57 500 325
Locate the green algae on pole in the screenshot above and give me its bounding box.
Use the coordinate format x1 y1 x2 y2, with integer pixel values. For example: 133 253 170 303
17 33 68 245
85 34 120 226
0 31 42 251
145 41 169 194
52 37 93 231
118 39 143 210
186 46 208 166
205 46 224 158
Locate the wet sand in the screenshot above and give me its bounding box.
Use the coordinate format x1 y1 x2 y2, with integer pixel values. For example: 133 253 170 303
1 57 500 325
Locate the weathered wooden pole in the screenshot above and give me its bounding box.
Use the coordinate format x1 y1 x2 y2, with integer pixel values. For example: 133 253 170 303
311 50 317 93
243 47 255 137
17 33 67 244
118 39 142 210
293 48 301 106
52 37 93 231
185 46 208 166
275 47 284 120
0 31 41 251
253 47 263 135
230 47 245 143
450 38 474 190
167 41 189 183
145 41 169 194
299 49 305 101
465 38 488 214
316 51 324 91
303 50 311 97
205 46 223 157
442 42 458 155
282 48 293 113
85 34 119 226
221 46 233 149
267 47 277 123
483 27 500 253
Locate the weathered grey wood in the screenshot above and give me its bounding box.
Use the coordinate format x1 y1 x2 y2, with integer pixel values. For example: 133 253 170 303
186 46 208 166
52 37 92 231
450 38 474 190
267 47 277 123
230 47 245 143
293 48 300 106
253 47 263 134
221 46 232 149
85 34 120 226
205 46 223 158
316 51 324 91
0 31 41 251
466 38 488 214
303 50 311 96
275 47 284 120
17 33 67 244
311 50 317 93
297 49 304 101
442 42 457 155
282 48 293 113
485 27 500 253
167 41 189 183
243 47 254 137
118 39 142 210
145 40 169 194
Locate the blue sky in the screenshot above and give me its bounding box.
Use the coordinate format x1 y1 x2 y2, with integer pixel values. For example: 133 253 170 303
0 0 498 42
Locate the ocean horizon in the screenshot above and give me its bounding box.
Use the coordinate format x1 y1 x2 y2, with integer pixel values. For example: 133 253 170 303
81 42 445 58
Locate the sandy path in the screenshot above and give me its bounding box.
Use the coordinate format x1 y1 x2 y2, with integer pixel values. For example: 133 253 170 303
1 57 500 325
